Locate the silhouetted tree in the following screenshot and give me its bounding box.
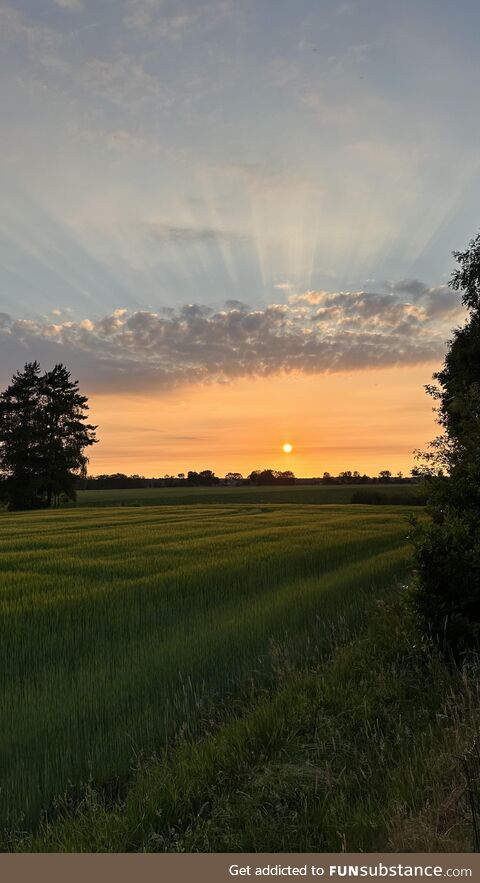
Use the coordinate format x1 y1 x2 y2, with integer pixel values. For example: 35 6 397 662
248 469 295 485
0 362 43 509
225 472 243 482
199 469 219 485
411 232 480 656
186 470 219 486
0 362 97 510
378 470 392 482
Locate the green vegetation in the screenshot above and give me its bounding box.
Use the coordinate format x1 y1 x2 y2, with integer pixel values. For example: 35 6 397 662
1 502 414 840
1 498 475 853
411 232 480 657
12 600 476 853
72 482 418 508
351 488 426 506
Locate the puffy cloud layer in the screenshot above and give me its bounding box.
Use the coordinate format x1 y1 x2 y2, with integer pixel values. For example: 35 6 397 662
0 282 464 392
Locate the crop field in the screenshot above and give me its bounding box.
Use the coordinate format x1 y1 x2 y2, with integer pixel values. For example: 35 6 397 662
73 483 422 508
0 502 415 838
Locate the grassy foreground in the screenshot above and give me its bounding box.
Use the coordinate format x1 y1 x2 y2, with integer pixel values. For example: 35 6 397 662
13 601 477 853
1 502 412 839
0 501 475 852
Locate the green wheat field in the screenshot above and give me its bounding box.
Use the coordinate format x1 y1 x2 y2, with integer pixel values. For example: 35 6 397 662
0 491 475 851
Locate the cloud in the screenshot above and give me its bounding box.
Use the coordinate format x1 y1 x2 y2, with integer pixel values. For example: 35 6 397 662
0 6 172 112
53 0 84 11
0 4 58 54
145 222 250 245
124 0 234 39
79 55 174 110
289 283 464 326
387 279 429 298
0 281 464 393
274 282 294 292
167 435 207 441
224 299 250 310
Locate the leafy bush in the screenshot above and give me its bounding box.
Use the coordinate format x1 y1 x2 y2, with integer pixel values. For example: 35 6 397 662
410 512 480 656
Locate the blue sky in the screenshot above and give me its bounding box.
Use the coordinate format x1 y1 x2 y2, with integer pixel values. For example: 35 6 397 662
0 0 478 395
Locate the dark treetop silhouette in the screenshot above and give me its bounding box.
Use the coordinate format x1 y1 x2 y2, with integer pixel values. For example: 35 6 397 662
0 362 97 510
411 231 480 656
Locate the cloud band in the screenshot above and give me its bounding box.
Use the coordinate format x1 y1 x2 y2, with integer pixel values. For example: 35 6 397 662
0 282 463 392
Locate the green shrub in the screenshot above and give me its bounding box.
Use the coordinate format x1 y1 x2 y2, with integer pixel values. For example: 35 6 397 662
411 511 480 657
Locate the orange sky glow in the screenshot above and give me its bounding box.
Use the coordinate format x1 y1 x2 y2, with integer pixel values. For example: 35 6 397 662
86 364 439 478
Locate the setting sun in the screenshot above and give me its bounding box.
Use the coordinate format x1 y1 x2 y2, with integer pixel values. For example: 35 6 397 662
282 443 293 454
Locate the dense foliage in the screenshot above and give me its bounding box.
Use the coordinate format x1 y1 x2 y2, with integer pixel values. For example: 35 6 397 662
248 468 295 485
0 362 97 510
412 233 480 656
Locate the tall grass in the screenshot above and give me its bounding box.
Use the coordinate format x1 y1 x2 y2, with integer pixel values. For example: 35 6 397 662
0 503 412 835
14 601 477 853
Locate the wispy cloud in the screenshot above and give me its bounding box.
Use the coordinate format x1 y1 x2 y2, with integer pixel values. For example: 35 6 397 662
0 4 58 53
0 282 463 393
145 222 250 245
124 0 234 39
52 0 84 11
77 55 174 110
0 4 173 112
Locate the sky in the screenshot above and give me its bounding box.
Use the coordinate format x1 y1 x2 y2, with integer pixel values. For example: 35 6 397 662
0 0 478 476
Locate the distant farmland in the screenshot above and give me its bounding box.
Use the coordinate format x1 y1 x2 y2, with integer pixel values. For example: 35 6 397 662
73 482 423 508
0 502 413 837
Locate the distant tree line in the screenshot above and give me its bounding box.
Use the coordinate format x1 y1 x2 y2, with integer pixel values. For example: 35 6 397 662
318 469 414 485
77 467 418 490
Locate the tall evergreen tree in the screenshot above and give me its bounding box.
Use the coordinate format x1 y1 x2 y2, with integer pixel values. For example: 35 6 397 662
0 362 43 510
0 362 97 510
